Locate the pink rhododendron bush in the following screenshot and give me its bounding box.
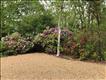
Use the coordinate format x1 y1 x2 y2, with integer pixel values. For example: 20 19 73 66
0 32 34 56
33 27 79 57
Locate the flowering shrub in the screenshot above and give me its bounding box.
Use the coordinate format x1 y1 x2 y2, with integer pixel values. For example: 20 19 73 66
33 28 60 54
33 27 77 55
1 32 34 56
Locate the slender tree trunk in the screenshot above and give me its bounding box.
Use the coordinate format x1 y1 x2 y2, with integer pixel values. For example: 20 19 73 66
56 15 61 56
56 1 64 56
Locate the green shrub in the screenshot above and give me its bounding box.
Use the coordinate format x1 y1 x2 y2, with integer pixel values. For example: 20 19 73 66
0 41 7 57
0 41 6 51
33 27 76 55
33 33 58 54
10 32 21 39
1 32 34 56
79 32 105 61
103 52 106 60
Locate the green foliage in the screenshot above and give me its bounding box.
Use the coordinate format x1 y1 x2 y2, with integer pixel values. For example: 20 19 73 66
18 13 55 36
1 0 106 61
1 1 55 38
33 28 74 54
1 32 34 56
10 32 21 40
0 41 6 57
43 34 59 54
78 32 105 61
103 52 106 60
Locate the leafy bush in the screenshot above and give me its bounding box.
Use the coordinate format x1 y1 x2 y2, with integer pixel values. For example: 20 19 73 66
33 28 59 53
1 32 34 56
103 52 106 60
17 14 56 37
1 29 104 61
0 41 7 56
33 27 76 55
78 33 105 61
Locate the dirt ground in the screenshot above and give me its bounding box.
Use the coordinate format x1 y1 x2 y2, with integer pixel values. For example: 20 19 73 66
0 53 106 80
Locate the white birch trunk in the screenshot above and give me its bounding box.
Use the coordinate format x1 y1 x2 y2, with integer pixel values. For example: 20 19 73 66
56 15 61 56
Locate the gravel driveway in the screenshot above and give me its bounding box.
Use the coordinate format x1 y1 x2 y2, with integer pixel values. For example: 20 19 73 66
1 53 106 80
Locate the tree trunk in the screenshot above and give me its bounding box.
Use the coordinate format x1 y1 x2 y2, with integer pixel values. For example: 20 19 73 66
56 26 61 56
56 1 64 56
56 12 61 56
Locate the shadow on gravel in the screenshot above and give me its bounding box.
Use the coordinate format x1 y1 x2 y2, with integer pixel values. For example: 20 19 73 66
52 54 106 65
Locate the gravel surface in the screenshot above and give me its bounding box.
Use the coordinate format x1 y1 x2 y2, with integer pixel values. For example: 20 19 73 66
0 53 106 80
